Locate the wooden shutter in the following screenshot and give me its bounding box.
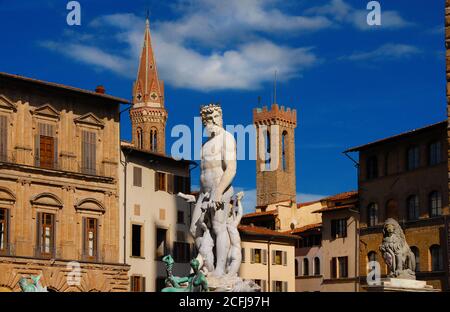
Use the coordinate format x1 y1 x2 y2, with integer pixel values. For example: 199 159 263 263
0 115 7 160
343 219 348 238
50 214 55 257
167 174 174 194
183 176 191 193
261 280 266 292
272 250 276 264
272 281 276 292
141 276 146 292
282 281 288 292
36 212 42 255
250 248 255 263
82 131 96 174
154 172 159 191
241 248 245 263
262 249 267 265
133 167 142 187
282 251 287 266
82 217 86 257
34 134 40 167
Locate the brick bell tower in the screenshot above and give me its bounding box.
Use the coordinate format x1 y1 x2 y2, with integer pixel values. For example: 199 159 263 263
253 104 297 208
130 17 167 154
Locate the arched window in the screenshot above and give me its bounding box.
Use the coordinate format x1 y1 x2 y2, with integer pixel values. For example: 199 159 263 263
314 257 320 275
407 195 419 220
282 131 287 171
430 245 442 271
385 199 398 220
367 251 377 273
303 258 309 276
410 246 420 272
366 156 378 180
295 259 299 277
265 129 271 170
429 191 442 217
136 128 143 149
367 203 378 227
150 128 158 152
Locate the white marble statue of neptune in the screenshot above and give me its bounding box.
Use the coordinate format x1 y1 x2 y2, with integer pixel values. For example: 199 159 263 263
190 103 238 277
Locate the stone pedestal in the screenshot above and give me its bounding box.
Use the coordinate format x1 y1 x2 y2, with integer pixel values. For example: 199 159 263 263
364 278 439 292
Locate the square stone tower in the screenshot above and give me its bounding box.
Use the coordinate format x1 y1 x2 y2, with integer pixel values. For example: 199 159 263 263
253 104 297 207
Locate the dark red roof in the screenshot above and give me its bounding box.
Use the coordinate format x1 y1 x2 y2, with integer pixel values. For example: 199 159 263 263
0 72 130 104
297 200 321 208
344 121 446 152
323 191 358 202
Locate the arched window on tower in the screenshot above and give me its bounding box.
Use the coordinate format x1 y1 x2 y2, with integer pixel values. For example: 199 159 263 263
150 128 158 152
136 128 143 149
264 129 271 171
282 131 287 171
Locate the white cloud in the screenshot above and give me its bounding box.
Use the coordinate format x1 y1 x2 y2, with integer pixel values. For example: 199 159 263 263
40 6 321 91
307 0 413 31
343 43 422 62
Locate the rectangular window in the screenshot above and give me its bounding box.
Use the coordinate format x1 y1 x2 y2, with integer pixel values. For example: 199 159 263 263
173 241 191 263
177 210 184 224
274 250 282 265
130 275 145 292
252 248 262 264
338 257 348 278
156 228 167 260
36 123 57 169
407 146 420 171
331 257 337 279
37 213 55 257
131 224 142 257
83 218 98 260
82 131 96 175
429 141 442 166
0 208 8 252
273 281 283 292
155 172 167 192
0 115 7 161
331 219 347 238
133 167 142 187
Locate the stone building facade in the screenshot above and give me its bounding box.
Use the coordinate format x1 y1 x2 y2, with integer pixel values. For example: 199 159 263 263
0 72 130 292
345 121 449 290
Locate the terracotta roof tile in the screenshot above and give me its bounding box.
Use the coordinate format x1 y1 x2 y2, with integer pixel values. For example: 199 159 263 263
297 200 321 208
323 191 358 202
313 204 357 214
238 225 299 239
285 223 322 234
241 210 278 219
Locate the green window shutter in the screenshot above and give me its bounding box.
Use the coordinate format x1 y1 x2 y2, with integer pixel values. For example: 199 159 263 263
262 249 267 265
282 251 287 266
250 248 255 263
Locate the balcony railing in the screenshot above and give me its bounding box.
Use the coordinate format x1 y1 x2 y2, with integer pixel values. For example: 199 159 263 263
0 151 113 179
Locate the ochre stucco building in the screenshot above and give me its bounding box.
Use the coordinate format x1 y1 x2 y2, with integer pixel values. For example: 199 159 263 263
0 72 130 292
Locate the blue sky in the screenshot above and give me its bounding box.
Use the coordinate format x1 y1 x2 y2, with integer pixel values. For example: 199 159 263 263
0 0 446 212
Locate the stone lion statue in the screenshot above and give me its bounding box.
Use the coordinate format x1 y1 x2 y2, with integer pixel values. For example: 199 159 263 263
379 218 416 279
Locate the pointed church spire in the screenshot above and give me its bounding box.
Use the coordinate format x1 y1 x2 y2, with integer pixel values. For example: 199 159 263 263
133 15 164 107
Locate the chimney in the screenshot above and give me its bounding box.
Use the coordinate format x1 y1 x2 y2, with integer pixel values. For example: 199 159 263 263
95 85 105 94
